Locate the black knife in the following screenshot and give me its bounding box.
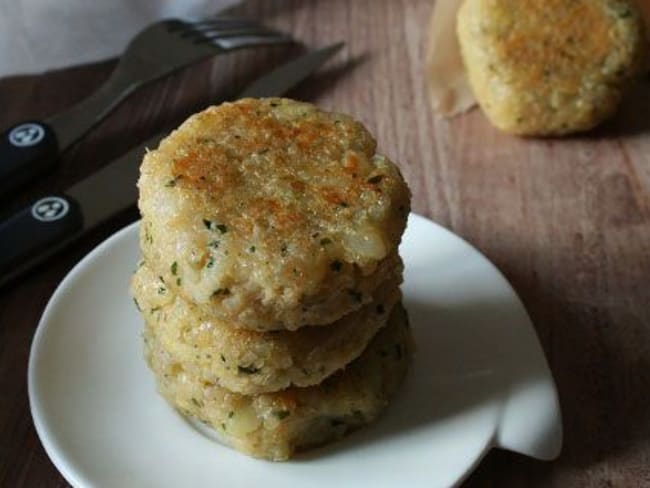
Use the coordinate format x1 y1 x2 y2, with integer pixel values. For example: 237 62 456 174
0 43 344 288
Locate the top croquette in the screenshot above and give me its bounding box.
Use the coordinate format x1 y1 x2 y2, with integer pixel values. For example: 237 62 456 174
138 98 411 331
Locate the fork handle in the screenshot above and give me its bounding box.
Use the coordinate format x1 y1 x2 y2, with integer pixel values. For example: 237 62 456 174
0 121 58 199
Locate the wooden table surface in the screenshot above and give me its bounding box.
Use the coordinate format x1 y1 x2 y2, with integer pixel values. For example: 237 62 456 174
2 0 650 486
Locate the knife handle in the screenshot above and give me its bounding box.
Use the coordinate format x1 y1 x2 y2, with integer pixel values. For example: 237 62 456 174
0 194 83 285
0 121 59 198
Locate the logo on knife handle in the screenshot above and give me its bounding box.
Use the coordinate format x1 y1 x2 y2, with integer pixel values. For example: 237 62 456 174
31 197 69 222
9 123 45 147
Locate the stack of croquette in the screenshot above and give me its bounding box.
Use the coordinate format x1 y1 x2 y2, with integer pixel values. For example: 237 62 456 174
130 98 413 461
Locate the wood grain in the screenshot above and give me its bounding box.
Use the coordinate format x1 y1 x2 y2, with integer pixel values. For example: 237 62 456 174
1 0 649 486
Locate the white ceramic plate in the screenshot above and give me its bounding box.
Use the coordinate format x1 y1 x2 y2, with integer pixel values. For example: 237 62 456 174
29 214 562 488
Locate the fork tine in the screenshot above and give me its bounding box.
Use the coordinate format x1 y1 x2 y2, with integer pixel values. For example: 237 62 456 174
186 25 285 37
188 24 280 34
178 18 293 48
175 18 290 41
167 18 265 35
202 34 293 51
191 28 291 41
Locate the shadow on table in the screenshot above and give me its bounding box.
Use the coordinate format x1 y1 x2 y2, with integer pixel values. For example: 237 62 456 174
525 287 650 470
547 77 650 140
289 53 370 102
603 77 650 137
482 241 650 474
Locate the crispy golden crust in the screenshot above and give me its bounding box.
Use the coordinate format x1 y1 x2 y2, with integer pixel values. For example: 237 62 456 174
138 98 411 330
457 0 647 135
131 263 402 394
144 303 414 461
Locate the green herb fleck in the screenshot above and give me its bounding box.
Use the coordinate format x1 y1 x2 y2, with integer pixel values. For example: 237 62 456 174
158 286 166 295
280 244 289 256
206 257 215 268
339 201 349 208
273 410 291 420
171 262 178 275
133 297 142 312
319 238 332 246
330 260 343 272
176 277 181 286
208 240 220 249
238 365 260 375
221 423 226 430
367 175 384 184
228 411 234 418
249 246 256 253
212 288 230 297
150 306 161 313
220 354 226 363
204 220 227 234
615 6 633 18
191 397 202 408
